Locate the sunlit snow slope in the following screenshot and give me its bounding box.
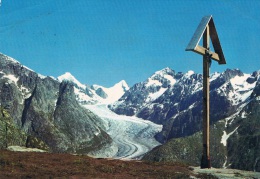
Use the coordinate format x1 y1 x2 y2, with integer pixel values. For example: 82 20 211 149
84 104 162 159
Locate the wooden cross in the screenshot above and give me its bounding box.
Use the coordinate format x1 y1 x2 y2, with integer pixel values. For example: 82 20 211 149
185 15 226 169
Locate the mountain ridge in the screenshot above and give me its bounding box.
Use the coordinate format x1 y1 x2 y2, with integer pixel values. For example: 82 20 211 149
109 66 260 171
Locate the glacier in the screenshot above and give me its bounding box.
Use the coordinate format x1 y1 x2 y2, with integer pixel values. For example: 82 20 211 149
84 104 162 159
59 72 162 159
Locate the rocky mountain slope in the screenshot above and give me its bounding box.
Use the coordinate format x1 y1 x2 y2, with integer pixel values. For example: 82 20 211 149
0 53 115 156
110 67 260 171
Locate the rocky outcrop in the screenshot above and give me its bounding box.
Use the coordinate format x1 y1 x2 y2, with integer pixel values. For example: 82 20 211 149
226 78 260 172
0 107 27 148
143 122 226 168
94 87 108 99
0 53 113 155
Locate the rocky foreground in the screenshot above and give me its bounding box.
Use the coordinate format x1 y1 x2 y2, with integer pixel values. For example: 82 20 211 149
0 150 259 179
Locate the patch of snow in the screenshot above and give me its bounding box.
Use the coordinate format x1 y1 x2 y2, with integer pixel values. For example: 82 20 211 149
4 74 19 85
218 74 256 105
94 127 101 136
227 74 257 105
164 74 176 85
192 167 260 179
22 65 35 73
234 76 256 91
146 88 167 103
146 78 162 87
7 146 47 153
184 70 194 78
223 156 228 169
20 85 32 99
38 74 46 79
192 82 203 94
49 76 57 80
154 67 172 75
210 72 220 82
149 67 177 86
145 104 155 110
157 104 164 109
221 126 239 146
241 111 247 119
188 102 196 109
256 96 260 101
223 102 249 128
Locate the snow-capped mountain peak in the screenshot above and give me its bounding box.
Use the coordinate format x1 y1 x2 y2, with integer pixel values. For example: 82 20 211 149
113 80 129 91
91 80 129 104
154 67 174 76
217 72 257 105
146 67 176 87
57 72 86 89
56 71 129 105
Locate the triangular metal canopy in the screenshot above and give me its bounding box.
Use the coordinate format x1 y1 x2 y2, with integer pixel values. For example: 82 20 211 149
185 15 226 64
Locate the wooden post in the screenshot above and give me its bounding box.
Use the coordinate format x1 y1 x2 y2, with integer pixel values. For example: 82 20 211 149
201 25 211 169
186 15 226 169
5 121 8 148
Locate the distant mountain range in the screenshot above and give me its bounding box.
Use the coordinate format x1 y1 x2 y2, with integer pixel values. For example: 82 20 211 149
109 66 260 172
57 72 129 104
0 53 259 172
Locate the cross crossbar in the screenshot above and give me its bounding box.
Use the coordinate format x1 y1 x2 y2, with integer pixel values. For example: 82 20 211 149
185 15 226 64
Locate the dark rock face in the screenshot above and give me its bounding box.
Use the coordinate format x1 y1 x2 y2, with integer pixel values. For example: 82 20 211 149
95 87 108 99
0 53 112 154
0 107 27 148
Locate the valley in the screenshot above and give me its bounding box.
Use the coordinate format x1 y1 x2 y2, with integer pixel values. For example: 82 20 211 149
84 104 162 159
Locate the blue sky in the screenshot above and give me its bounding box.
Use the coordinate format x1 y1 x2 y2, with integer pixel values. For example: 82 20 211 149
0 0 259 87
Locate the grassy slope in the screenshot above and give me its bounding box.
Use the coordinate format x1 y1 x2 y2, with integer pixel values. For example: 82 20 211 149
1 150 259 178
0 150 216 179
